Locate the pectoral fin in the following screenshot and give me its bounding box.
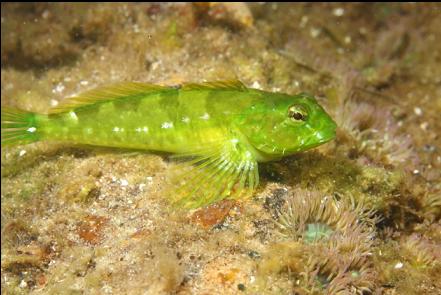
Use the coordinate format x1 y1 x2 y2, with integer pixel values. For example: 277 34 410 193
168 139 259 209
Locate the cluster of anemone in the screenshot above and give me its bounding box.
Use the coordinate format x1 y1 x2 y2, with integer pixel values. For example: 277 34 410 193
400 233 441 270
334 99 418 169
261 189 378 294
301 253 376 294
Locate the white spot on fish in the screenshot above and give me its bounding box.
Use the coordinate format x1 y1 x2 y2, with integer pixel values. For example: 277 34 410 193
27 127 36 133
315 131 324 140
69 111 78 121
200 113 210 120
182 116 190 123
161 122 173 129
251 81 262 89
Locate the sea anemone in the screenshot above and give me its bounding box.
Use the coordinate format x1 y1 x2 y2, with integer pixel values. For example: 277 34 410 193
400 233 441 270
335 99 418 169
275 189 376 242
299 252 376 294
297 219 376 294
265 189 378 293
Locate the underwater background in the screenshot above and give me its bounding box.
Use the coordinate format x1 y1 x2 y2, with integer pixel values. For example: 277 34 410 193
1 3 440 294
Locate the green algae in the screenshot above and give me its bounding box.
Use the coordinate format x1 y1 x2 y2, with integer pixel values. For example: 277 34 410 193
2 3 441 294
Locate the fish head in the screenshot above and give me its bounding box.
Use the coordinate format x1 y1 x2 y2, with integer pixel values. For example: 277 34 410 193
238 92 336 159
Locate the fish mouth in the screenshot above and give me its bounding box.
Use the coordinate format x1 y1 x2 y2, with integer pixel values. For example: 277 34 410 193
316 118 337 143
314 128 336 144
301 126 336 150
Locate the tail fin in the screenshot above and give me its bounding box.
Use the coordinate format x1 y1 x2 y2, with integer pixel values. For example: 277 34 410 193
1 107 40 146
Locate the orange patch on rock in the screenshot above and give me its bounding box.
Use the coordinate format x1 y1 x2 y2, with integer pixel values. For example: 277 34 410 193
77 215 109 245
190 200 237 228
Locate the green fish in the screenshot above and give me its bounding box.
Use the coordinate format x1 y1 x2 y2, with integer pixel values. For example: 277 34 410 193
1 80 336 208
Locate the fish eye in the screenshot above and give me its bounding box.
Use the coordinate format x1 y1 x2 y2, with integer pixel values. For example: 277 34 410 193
288 104 308 122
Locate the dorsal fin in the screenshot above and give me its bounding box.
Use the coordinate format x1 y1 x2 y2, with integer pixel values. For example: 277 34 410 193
48 82 169 114
181 80 247 91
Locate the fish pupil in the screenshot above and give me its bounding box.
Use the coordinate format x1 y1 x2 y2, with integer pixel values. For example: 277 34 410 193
292 112 304 120
288 105 308 122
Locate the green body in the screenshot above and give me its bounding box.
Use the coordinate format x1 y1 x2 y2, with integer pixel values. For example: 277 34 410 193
40 87 267 157
2 81 336 208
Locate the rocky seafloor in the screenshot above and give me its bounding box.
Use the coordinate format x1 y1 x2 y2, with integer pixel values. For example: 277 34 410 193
1 3 440 294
